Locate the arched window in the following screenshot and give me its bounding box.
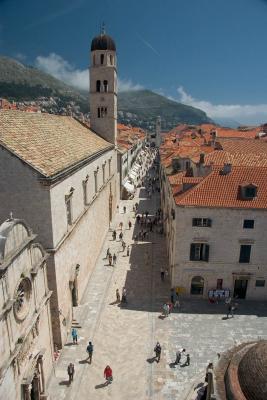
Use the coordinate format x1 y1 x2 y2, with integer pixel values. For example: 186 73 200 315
97 108 101 118
103 80 108 92
93 54 96 65
190 276 204 295
110 54 113 65
100 54 104 65
96 80 101 92
104 107 107 116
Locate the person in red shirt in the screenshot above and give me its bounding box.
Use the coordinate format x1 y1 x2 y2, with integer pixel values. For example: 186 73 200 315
104 365 113 385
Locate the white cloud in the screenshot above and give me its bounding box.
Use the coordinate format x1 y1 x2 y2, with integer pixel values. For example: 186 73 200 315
35 53 89 90
118 78 143 92
14 52 27 62
35 53 143 92
177 86 267 125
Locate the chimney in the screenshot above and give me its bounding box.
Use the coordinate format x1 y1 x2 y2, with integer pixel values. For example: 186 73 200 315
199 153 205 164
220 163 232 175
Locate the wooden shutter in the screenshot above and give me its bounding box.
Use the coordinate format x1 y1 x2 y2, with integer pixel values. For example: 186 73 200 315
204 244 209 261
190 244 195 260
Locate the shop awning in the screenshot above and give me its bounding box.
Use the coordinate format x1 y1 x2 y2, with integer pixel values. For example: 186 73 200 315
123 181 135 194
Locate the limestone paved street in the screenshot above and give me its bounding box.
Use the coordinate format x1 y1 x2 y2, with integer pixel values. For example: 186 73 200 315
47 188 267 400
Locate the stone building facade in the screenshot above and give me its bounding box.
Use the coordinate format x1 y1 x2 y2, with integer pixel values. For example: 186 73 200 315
0 219 54 400
0 31 120 348
0 110 118 347
160 164 267 300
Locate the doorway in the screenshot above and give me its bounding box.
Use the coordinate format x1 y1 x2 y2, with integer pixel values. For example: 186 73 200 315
191 276 204 295
234 279 248 299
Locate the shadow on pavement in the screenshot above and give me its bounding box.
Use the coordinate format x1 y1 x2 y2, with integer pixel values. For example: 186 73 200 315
59 380 70 386
95 382 108 389
146 356 157 364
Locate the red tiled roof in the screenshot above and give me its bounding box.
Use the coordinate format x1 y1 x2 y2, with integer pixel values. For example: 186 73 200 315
174 166 267 209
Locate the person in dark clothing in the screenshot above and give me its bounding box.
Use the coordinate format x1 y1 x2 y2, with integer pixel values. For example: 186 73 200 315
86 342 94 364
154 342 161 363
67 363 75 384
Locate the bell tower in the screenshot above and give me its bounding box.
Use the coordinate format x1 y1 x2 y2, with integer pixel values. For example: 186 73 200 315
90 27 117 144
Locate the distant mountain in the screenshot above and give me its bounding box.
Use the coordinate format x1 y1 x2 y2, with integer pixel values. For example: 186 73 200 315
117 90 212 130
0 56 212 130
214 117 241 129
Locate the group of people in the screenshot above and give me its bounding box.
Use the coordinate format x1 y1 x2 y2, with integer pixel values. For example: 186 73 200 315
161 288 181 317
116 287 127 303
67 340 113 386
153 343 190 367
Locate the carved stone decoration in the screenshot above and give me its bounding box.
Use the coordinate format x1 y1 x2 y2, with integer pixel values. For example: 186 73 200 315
13 278 32 321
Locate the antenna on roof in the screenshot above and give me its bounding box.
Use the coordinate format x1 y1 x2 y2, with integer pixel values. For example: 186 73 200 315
101 22 106 35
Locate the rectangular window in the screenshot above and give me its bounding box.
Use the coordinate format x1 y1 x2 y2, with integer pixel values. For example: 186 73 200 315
192 218 212 227
102 164 106 184
190 243 209 262
243 219 254 229
255 280 265 287
97 108 101 118
239 245 251 263
94 171 98 194
83 177 89 205
66 198 72 226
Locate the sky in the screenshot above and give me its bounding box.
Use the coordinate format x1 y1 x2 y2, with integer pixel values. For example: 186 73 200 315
1 0 267 124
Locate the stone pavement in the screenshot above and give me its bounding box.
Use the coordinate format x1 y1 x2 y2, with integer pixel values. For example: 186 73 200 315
47 187 267 400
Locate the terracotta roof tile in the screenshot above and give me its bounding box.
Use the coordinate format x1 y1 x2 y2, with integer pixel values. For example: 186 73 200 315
0 110 112 177
175 166 267 209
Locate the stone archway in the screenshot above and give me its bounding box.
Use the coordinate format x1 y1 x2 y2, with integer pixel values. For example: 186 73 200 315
191 276 204 295
22 353 46 400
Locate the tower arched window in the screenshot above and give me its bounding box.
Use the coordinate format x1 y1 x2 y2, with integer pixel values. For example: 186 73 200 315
110 54 113 65
93 54 96 65
103 80 108 92
100 54 104 65
96 80 101 92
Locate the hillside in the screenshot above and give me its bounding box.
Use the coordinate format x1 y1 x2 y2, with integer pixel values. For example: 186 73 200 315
0 56 212 130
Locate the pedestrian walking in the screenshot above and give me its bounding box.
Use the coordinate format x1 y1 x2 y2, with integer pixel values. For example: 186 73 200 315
116 288 120 302
119 232 123 240
106 248 110 258
71 328 78 345
86 341 94 364
174 292 180 309
119 222 123 230
108 253 112 266
175 348 186 365
137 215 140 224
160 267 165 281
123 206 126 213
121 287 127 303
127 245 130 256
154 342 161 363
104 365 113 384
122 240 126 251
162 303 169 317
113 253 117 265
128 220 132 229
112 230 116 240
170 288 175 304
135 202 138 210
67 363 75 384
185 354 190 366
